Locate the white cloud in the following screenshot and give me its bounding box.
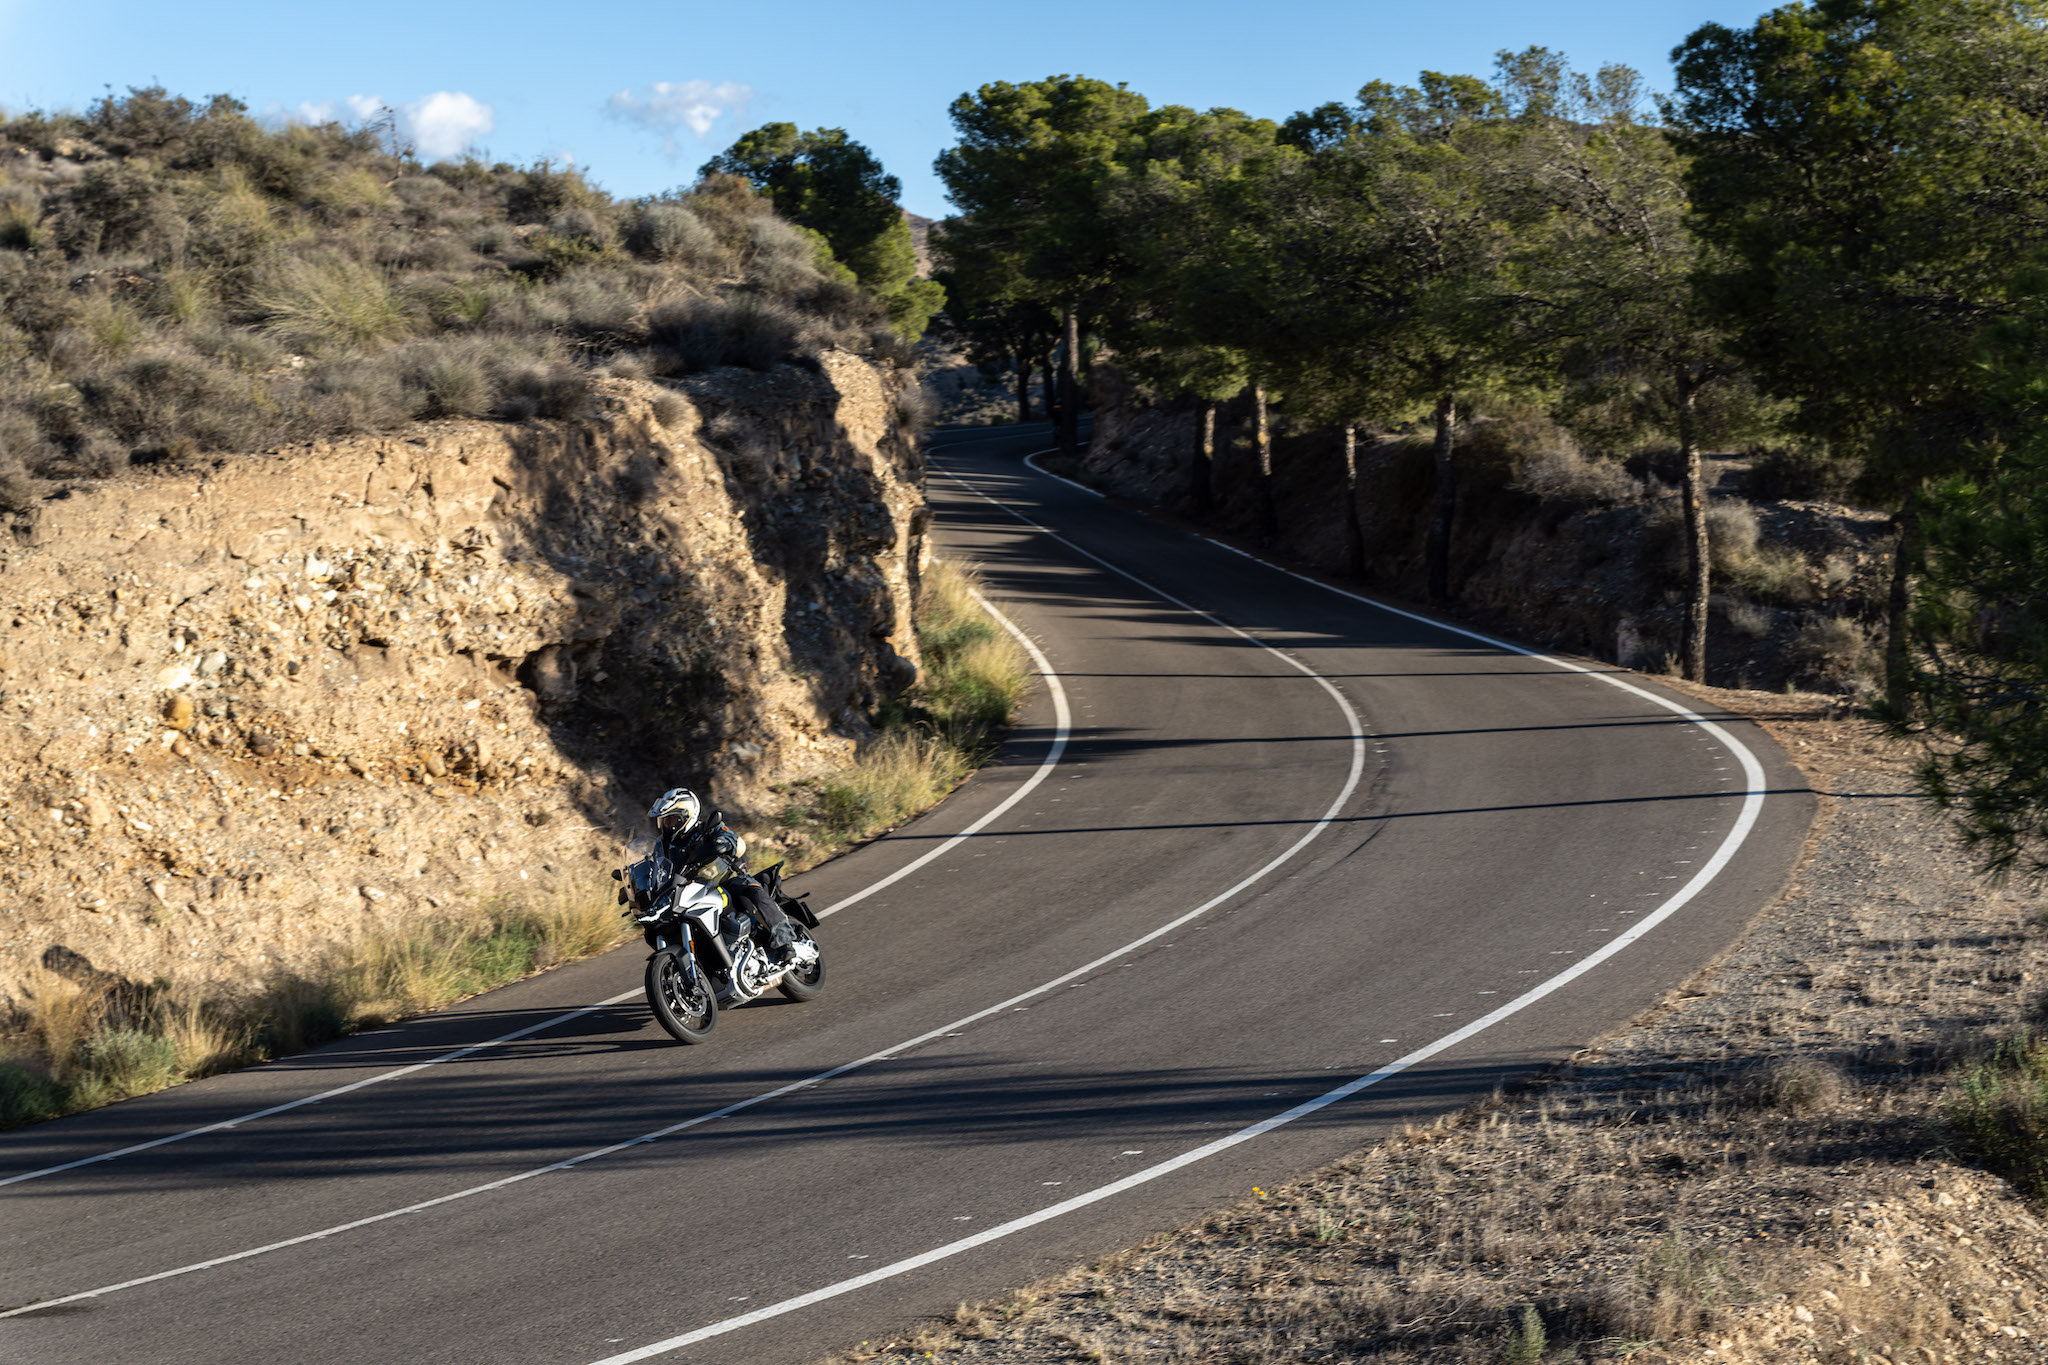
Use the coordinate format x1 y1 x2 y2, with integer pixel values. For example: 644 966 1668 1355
604 80 753 155
402 91 494 160
292 94 386 126
276 90 493 161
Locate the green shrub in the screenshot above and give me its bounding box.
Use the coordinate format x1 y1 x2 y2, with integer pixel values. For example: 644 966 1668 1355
0 1062 63 1126
1946 1028 2048 1201
77 1027 180 1096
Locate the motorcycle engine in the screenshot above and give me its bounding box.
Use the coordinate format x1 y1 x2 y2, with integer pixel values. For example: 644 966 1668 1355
723 913 774 1001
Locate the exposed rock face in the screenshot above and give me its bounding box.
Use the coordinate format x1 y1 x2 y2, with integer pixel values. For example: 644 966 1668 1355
0 354 927 1004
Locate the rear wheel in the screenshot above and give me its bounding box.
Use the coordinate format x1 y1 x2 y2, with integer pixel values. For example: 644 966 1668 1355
646 948 717 1043
778 933 825 1002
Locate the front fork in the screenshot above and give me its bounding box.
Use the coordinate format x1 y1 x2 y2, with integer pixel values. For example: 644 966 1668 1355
647 921 708 985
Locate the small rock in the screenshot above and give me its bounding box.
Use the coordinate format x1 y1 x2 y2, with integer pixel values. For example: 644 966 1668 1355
1792 1305 1814 1324
423 753 447 778
170 734 191 758
1934 1191 1956 1207
359 886 386 902
197 650 228 677
154 664 193 690
346 756 368 776
291 742 310 757
248 731 279 757
163 695 196 730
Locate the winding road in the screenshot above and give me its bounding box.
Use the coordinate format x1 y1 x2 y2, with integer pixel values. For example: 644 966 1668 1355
0 422 1812 1364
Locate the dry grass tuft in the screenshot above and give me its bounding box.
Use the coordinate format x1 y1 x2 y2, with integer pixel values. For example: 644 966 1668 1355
0 873 624 1130
776 559 1029 864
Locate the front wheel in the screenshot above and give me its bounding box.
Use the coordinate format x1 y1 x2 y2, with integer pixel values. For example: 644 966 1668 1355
778 934 825 1002
646 948 718 1044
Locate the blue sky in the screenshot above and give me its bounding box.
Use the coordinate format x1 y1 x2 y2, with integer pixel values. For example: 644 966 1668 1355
0 0 1768 219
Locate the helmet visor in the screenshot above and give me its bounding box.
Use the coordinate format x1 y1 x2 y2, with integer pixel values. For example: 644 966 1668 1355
656 810 689 835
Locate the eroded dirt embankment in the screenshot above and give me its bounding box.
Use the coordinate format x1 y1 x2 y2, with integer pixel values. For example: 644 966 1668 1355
0 353 928 1006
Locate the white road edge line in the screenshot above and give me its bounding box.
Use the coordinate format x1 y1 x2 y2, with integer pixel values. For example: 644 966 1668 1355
0 988 638 1190
0 546 1370 1320
0 591 1070 1194
805 587 1068 920
550 450 1771 1365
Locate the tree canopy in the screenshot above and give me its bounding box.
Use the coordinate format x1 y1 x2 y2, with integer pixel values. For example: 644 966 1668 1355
703 123 942 338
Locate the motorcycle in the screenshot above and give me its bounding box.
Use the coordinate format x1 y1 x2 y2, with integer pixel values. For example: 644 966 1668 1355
613 849 824 1044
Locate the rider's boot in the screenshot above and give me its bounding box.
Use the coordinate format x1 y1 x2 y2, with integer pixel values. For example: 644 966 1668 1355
767 920 800 959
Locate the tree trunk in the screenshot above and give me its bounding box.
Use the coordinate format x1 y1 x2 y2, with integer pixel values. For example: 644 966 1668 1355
1426 392 1458 604
1040 347 1059 430
1677 373 1710 684
1058 305 1082 454
1191 399 1215 518
1885 489 1922 714
1253 383 1277 543
1015 353 1033 424
1342 423 1366 579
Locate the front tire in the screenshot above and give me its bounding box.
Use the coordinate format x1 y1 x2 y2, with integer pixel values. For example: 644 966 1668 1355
646 948 718 1044
778 934 825 1002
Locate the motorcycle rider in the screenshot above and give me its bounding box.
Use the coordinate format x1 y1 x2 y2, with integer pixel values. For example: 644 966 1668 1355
648 787 800 959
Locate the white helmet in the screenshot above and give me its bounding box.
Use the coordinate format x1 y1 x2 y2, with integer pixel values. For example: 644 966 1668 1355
649 787 700 836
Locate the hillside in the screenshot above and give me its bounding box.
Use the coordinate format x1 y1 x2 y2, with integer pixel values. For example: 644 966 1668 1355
0 90 942 1021
0 88 908 509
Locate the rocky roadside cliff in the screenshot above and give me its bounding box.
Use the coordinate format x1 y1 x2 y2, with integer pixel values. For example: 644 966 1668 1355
0 353 929 1006
1080 376 1899 694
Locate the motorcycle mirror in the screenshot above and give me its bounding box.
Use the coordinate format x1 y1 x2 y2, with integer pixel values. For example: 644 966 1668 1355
617 888 628 904
611 868 623 881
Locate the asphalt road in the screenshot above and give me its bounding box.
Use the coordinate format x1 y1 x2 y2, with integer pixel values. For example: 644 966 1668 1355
0 422 1813 1365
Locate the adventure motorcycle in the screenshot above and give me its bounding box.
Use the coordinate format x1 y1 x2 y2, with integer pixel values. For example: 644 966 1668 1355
613 849 824 1044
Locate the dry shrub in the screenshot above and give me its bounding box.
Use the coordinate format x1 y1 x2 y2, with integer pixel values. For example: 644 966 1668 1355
250 256 415 353
793 730 970 839
1708 498 1761 571
910 558 1030 750
1721 594 1773 638
1789 614 1882 694
0 88 908 481
399 336 494 418
648 388 686 430
1511 441 1637 506
647 293 810 373
1758 1056 1845 1114
628 203 715 265
895 382 939 438
0 182 45 250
